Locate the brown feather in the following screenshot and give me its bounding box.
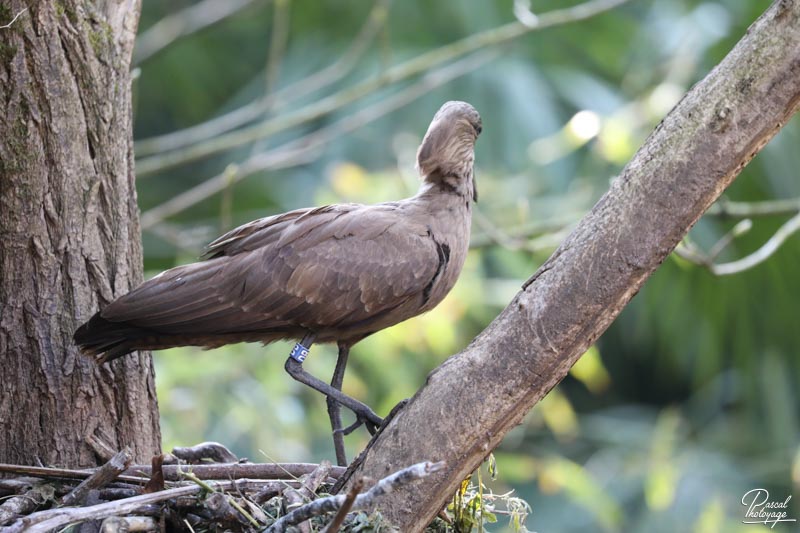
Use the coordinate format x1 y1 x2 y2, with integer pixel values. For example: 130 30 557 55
74 101 482 359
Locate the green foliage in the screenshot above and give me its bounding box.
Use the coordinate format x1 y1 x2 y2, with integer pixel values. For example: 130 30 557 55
433 457 531 533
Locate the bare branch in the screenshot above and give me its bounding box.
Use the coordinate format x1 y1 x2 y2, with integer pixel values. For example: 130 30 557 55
139 50 496 229
0 8 26 30
134 0 633 176
706 196 800 217
678 211 800 275
133 0 258 65
134 0 391 157
708 219 752 260
264 0 292 97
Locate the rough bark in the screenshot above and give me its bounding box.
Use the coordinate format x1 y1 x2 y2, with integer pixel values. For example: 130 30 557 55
0 1 160 466
341 1 800 530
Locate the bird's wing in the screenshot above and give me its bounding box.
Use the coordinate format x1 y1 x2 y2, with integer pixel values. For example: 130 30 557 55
200 204 350 260
100 202 443 335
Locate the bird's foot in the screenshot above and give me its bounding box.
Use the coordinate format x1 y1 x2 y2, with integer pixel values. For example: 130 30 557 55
333 410 383 437
285 356 382 432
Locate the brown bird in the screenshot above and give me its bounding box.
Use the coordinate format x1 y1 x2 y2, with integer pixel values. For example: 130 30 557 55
74 101 482 465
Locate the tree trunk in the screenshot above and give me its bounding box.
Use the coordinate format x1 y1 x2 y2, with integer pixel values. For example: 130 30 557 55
0 1 160 467
339 0 800 530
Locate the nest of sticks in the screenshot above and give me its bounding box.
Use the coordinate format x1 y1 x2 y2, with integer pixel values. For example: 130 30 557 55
0 442 443 532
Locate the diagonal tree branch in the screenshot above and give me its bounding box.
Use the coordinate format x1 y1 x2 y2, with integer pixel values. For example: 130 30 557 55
338 1 800 530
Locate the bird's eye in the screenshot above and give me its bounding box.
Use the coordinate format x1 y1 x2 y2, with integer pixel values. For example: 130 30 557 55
474 124 483 135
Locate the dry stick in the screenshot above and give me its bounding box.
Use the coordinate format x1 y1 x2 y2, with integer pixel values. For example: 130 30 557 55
5 481 235 533
282 461 332 533
135 0 632 176
265 461 444 533
85 431 119 462
0 487 50 526
98 515 159 533
139 49 496 229
321 478 363 533
171 441 238 463
204 492 252 527
0 477 40 494
123 462 345 481
0 464 151 485
179 470 260 527
135 0 391 157
61 449 133 507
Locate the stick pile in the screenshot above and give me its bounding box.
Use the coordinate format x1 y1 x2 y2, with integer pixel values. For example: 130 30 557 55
0 443 442 532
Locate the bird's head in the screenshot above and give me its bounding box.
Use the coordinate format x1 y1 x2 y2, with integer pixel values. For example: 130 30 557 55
416 101 482 201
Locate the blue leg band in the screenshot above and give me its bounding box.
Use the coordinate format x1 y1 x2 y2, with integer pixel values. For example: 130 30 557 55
290 342 310 363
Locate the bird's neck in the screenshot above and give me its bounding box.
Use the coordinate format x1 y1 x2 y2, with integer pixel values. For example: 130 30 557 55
416 170 476 205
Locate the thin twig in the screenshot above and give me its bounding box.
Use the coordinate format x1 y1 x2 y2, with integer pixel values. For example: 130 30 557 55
123 462 345 481
469 216 579 249
674 212 800 275
706 196 800 218
711 211 800 275
139 50 495 229
133 0 258 65
264 0 291 97
513 0 540 27
265 461 445 533
321 478 362 533
134 0 632 176
134 0 391 157
282 461 332 533
0 464 151 486
707 219 752 260
0 8 27 30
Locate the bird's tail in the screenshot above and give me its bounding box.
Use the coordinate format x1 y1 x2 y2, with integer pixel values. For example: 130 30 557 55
73 313 152 363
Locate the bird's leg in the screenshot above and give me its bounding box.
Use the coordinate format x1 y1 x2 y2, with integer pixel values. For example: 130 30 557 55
284 334 383 437
327 342 350 466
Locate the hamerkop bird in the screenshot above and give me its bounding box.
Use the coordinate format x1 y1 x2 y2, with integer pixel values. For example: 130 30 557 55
74 101 482 465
